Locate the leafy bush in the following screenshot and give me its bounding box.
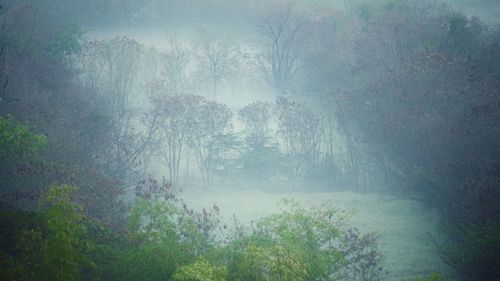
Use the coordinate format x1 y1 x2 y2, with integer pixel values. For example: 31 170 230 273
0 184 90 281
39 184 91 281
0 115 47 163
172 257 226 281
223 199 384 281
117 199 191 281
0 116 48 209
0 187 385 281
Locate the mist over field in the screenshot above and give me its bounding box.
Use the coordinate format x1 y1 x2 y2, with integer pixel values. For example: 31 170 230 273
1 1 499 281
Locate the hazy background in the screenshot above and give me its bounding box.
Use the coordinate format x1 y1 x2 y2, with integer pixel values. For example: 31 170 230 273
1 0 499 280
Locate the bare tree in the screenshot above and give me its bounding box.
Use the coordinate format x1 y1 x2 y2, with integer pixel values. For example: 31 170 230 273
239 101 272 147
255 3 306 92
139 47 167 100
162 35 193 96
275 97 322 181
78 36 141 120
147 94 203 186
189 99 233 186
77 37 143 178
0 4 36 100
147 93 232 187
194 31 238 100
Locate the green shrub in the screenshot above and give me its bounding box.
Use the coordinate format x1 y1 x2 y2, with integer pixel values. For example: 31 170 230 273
111 199 216 281
0 184 91 281
0 192 384 281
0 116 48 208
0 115 47 163
40 184 92 281
223 199 384 281
172 257 226 281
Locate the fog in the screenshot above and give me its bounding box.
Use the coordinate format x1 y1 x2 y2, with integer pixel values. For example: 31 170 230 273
1 1 499 281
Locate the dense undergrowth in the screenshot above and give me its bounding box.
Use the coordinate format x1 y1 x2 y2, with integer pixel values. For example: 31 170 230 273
0 183 386 281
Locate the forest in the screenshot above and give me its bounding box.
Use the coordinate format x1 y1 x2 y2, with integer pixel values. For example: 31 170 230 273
0 0 499 280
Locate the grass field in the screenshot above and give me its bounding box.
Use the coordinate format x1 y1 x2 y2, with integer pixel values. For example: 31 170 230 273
180 189 453 281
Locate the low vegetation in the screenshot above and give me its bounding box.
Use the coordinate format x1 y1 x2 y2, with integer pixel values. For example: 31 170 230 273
1 182 385 281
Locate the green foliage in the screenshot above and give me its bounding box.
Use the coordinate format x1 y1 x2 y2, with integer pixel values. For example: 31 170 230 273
127 199 179 244
118 199 184 280
233 242 308 281
172 257 227 281
256 199 346 280
0 184 90 281
0 190 385 281
0 115 47 163
0 116 48 208
39 184 91 281
222 199 382 281
127 198 212 253
111 199 216 281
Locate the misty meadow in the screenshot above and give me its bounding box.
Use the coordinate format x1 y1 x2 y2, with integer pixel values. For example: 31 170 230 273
0 1 499 281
